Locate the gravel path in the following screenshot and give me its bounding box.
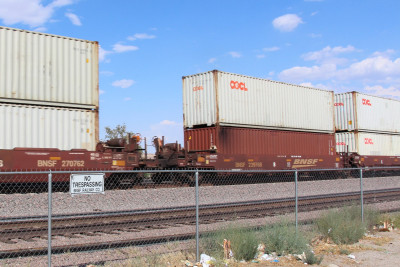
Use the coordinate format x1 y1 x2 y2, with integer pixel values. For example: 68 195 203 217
0 176 399 217
0 176 399 266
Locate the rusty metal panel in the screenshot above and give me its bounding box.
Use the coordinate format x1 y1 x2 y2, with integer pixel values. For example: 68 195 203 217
185 127 336 156
335 92 400 133
0 103 98 150
0 26 98 109
336 132 400 156
183 70 334 133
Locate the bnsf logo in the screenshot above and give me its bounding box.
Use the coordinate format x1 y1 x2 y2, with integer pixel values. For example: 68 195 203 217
364 138 373 144
230 80 248 91
193 86 203 91
336 142 346 146
362 98 371 106
334 102 344 106
293 159 318 165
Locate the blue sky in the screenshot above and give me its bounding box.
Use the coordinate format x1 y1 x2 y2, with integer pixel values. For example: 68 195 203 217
1 0 399 147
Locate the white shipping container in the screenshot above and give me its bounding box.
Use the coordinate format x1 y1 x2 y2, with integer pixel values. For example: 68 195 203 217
335 92 400 133
0 103 98 150
183 70 335 133
0 26 98 108
336 132 400 156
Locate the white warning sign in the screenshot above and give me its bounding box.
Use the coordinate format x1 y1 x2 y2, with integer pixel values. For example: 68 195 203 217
70 173 105 196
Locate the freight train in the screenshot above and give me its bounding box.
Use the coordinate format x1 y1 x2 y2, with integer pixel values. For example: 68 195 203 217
0 124 400 186
1 70 400 186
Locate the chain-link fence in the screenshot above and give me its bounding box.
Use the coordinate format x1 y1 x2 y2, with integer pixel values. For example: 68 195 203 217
0 167 400 266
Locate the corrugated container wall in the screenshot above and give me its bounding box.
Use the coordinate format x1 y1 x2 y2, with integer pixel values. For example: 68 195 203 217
0 103 98 150
185 127 336 156
336 132 400 156
0 26 99 109
183 70 335 133
335 92 400 134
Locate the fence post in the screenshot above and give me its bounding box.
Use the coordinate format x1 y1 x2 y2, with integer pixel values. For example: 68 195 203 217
195 170 199 262
295 170 298 231
360 168 364 223
48 170 52 267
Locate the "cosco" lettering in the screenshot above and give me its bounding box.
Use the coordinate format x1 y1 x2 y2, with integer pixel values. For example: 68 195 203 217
230 80 248 91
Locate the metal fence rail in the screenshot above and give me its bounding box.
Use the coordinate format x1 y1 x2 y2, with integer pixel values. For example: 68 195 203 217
0 167 399 266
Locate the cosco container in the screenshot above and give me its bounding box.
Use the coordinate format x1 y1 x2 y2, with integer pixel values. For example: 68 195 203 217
183 70 335 133
0 103 98 150
335 92 400 133
336 132 400 156
0 26 98 109
185 127 336 156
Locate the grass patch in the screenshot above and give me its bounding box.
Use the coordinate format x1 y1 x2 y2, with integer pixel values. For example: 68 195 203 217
201 223 258 261
316 205 379 245
262 219 309 256
391 213 400 229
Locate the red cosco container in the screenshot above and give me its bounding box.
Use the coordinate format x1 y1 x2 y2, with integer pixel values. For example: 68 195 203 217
184 126 338 170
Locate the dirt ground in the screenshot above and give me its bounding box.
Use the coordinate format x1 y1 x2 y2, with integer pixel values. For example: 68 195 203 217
225 229 400 267
97 229 400 267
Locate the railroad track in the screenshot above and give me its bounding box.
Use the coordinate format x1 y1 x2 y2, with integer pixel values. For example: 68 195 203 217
1 188 400 258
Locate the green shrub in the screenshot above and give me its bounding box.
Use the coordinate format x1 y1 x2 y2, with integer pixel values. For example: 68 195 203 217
316 205 378 245
200 224 258 262
263 220 308 256
303 248 324 265
392 213 400 229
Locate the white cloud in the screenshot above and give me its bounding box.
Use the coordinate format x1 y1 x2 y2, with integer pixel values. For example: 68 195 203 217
0 0 73 27
279 50 400 87
160 120 177 125
124 97 132 101
99 46 112 62
112 79 135 89
299 82 330 90
65 12 81 26
113 43 139 53
228 51 242 58
365 85 400 98
100 70 114 76
127 33 156 41
372 49 396 57
256 54 265 59
33 26 47 32
208 57 217 63
303 45 356 64
337 56 400 81
309 33 322 38
272 14 303 32
311 11 319 16
99 43 139 62
263 46 280 52
280 64 337 82
99 90 105 95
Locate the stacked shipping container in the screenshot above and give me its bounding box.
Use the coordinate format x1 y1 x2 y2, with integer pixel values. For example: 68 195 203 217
334 92 400 157
183 70 336 169
0 26 99 150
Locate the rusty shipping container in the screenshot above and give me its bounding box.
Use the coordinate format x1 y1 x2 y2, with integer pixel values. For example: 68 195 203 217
0 26 98 109
336 132 400 156
185 127 337 169
335 92 400 134
0 103 98 150
183 70 335 133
